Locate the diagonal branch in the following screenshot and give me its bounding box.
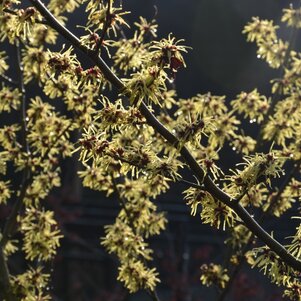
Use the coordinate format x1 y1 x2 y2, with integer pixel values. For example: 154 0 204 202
29 0 123 89
216 160 301 301
29 0 301 272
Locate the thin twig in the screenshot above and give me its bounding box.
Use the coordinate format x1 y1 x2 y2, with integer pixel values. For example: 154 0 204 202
0 174 31 248
1 64 74 240
95 0 111 54
179 178 204 190
29 0 123 89
255 16 300 151
111 151 203 190
147 290 160 301
234 188 249 204
0 27 74 301
216 160 301 301
265 160 301 215
0 121 73 299
3 7 48 25
0 247 16 301
111 177 161 301
216 241 251 301
17 41 30 155
1 122 72 247
0 42 31 247
0 40 31 301
1 136 72 248
29 0 301 272
0 73 18 86
217 5 301 297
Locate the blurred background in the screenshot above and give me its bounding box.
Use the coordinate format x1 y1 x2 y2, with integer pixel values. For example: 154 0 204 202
2 1 300 300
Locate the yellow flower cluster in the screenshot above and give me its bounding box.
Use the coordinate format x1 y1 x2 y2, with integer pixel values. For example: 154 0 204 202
247 245 299 289
184 187 237 230
200 263 229 289
11 267 50 301
243 17 288 68
19 207 62 261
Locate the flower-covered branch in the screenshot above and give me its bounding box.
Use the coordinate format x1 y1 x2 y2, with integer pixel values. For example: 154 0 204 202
28 0 301 273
